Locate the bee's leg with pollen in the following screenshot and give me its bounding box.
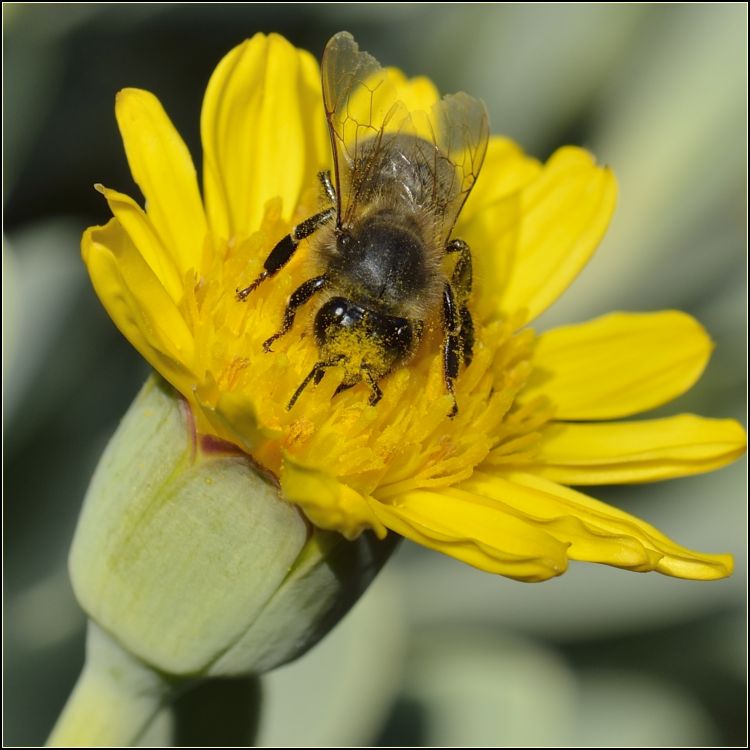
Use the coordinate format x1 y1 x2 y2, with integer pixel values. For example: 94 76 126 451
446 238 474 366
236 206 336 300
263 276 329 352
287 355 345 410
441 283 461 418
361 366 383 406
332 367 381 404
459 308 474 366
318 169 337 205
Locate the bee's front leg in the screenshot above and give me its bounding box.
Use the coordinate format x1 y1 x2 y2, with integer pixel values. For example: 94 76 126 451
262 275 329 352
287 354 345 410
361 366 383 406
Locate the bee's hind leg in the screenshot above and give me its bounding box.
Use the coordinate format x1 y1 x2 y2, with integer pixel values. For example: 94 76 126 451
318 169 337 204
236 203 335 300
441 282 461 418
458 307 474 366
440 239 475 416
445 238 474 366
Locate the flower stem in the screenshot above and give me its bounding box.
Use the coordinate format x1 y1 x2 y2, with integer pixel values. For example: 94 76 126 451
47 621 172 747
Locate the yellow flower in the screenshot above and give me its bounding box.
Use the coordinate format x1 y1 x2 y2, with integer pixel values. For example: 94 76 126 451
83 32 745 583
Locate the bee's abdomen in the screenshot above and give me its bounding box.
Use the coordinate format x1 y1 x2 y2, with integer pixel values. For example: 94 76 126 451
332 215 429 308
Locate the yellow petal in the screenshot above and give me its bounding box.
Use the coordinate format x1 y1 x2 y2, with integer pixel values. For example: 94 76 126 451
464 471 733 580
82 219 196 393
522 311 713 420
521 415 747 484
498 147 617 325
458 138 543 323
462 194 526 325
115 88 207 274
280 460 387 541
95 185 183 303
201 33 328 240
194 383 278 456
460 136 542 221
371 488 570 582
384 71 440 113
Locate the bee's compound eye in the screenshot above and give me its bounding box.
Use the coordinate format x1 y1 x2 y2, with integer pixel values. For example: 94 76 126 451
314 297 365 344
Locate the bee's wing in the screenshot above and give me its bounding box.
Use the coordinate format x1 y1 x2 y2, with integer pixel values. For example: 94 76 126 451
427 91 490 243
321 32 400 223
322 32 489 243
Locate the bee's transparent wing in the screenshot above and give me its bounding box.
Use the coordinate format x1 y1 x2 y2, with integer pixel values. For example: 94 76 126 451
322 32 489 243
426 92 490 243
321 32 403 221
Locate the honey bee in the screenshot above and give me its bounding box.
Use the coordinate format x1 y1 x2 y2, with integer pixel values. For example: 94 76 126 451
237 31 489 416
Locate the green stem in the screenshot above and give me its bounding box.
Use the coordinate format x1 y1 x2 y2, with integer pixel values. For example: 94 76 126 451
47 621 173 747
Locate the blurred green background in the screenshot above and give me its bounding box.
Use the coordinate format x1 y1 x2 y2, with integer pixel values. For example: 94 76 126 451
4 4 747 746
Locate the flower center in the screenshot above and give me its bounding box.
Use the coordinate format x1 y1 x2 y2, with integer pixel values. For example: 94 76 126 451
187 200 552 500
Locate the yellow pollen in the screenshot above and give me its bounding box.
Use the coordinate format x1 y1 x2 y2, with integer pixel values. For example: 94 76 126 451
184 205 551 502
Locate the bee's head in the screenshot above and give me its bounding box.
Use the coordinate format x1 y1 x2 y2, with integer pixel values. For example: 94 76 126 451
314 297 415 383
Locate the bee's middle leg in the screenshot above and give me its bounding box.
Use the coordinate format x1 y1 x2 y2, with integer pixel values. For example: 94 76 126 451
236 202 335 300
263 275 328 352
